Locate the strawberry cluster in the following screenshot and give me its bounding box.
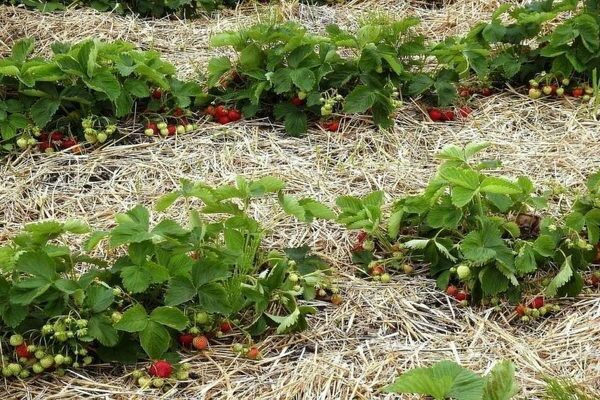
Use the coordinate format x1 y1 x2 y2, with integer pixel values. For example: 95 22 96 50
427 106 472 122
204 105 241 125
321 119 340 132
37 131 79 153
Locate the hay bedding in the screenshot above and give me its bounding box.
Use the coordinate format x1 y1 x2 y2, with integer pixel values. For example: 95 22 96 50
1 1 600 399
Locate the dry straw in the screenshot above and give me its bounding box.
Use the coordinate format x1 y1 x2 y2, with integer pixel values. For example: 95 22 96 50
1 1 599 399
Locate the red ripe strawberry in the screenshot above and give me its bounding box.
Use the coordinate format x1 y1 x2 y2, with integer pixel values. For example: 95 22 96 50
357 231 368 243
371 265 384 276
178 333 194 347
228 110 241 122
173 108 184 117
428 108 443 122
167 125 177 136
481 87 493 96
458 107 472 118
246 347 260 360
530 296 544 309
515 303 526 316
217 116 230 125
443 110 455 121
454 290 467 301
215 105 228 118
192 335 209 350
591 272 600 287
39 132 49 142
572 88 584 97
50 131 63 142
290 96 304 106
152 89 162 99
146 122 158 134
446 285 458 297
550 84 558 95
326 120 340 132
205 106 216 116
38 142 52 152
220 321 232 333
351 243 364 252
459 88 471 98
15 343 30 359
61 138 77 149
148 360 173 378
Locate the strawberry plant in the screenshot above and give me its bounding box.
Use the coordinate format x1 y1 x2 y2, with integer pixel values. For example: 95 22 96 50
337 142 599 305
10 0 239 17
383 360 519 400
0 37 202 150
0 176 337 377
205 18 422 135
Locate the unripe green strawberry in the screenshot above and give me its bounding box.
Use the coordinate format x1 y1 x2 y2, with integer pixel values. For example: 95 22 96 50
27 138 37 146
189 326 200 335
157 122 167 130
233 343 244 353
54 368 66 377
84 133 97 143
556 87 565 96
529 79 538 87
288 273 299 283
297 91 307 100
292 284 302 291
529 88 542 99
9 334 24 346
144 128 154 136
111 311 122 324
63 356 72 365
176 370 189 380
561 78 570 86
176 125 185 135
2 367 12 377
185 124 194 132
456 265 471 280
83 356 93 365
583 95 591 101
132 370 144 379
16 137 28 149
521 315 530 322
181 363 191 371
380 273 391 283
8 363 22 375
72 362 80 368
105 125 117 134
96 132 108 143
34 350 45 359
585 87 593 95
539 306 548 316
40 356 54 369
152 378 165 388
54 354 65 366
531 309 540 318
19 370 30 379
542 86 553 95
113 287 122 296
32 363 44 374
362 240 374 251
138 376 151 388
553 304 561 312
195 312 209 324
160 128 169 136
402 263 414 274
54 331 68 342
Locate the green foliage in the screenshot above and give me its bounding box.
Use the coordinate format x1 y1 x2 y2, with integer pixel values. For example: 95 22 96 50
0 176 334 361
0 38 201 147
338 142 598 302
543 377 595 400
10 0 240 17
383 360 519 400
206 19 422 135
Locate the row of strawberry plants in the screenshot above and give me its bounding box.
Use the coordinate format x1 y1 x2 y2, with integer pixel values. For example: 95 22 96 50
0 37 204 152
2 0 599 151
8 0 333 17
1 143 599 383
0 176 339 386
203 0 599 134
338 142 600 322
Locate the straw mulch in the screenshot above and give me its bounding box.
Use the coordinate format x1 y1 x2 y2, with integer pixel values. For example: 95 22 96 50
1 1 599 399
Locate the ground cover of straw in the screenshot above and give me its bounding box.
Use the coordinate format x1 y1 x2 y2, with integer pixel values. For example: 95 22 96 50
1 1 600 399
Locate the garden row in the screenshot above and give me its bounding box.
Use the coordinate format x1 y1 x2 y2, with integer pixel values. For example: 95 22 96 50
1 0 599 151
1 143 599 387
9 0 332 17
